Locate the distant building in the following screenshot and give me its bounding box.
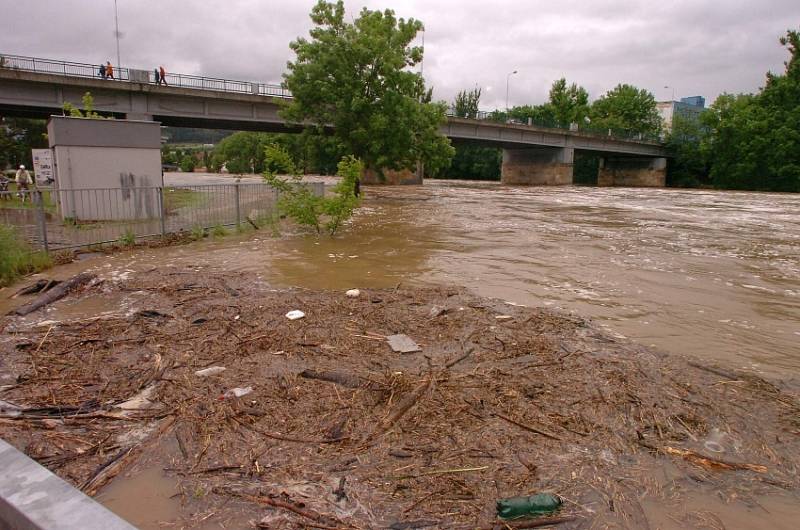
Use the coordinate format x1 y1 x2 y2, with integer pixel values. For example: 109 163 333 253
657 95 706 133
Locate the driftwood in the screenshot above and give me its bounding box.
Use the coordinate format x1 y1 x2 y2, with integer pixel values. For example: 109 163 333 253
367 373 432 441
639 440 768 473
11 273 95 316
12 279 60 298
299 369 367 389
494 412 562 441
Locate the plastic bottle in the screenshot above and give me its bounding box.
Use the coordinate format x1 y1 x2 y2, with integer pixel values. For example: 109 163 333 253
497 493 562 519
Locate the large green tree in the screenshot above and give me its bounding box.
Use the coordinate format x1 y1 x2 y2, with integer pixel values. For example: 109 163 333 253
453 87 481 119
589 84 662 137
0 118 47 170
548 78 590 127
283 0 454 176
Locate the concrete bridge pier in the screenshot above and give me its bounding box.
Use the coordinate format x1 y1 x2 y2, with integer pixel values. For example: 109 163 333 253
501 147 574 185
598 156 667 187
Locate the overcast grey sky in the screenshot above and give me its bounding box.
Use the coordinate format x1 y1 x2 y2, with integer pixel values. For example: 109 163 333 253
2 1 797 109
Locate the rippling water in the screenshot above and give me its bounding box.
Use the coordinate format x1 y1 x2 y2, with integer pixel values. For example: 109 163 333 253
8 180 798 377
268 181 800 376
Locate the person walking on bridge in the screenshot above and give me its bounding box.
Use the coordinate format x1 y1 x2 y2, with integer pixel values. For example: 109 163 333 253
153 67 160 85
98 63 107 79
159 65 167 86
105 61 114 79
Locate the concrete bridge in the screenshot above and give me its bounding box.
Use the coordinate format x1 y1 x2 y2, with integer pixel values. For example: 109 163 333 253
0 55 668 186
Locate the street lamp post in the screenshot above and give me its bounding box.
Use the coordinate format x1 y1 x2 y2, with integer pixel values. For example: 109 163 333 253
114 0 121 69
664 85 676 101
506 70 518 112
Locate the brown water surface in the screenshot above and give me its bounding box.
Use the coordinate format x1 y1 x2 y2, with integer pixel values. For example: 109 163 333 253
5 181 798 377
3 180 800 528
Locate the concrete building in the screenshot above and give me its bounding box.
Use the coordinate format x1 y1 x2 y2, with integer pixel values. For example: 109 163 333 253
657 96 706 133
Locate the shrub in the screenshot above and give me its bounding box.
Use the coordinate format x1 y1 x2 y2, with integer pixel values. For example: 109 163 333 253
262 144 361 236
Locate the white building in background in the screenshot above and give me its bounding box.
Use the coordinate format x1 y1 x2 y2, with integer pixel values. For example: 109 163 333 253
657 96 706 133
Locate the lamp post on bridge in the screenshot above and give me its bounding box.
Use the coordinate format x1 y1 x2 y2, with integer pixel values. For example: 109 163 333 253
505 70 518 113
113 0 122 69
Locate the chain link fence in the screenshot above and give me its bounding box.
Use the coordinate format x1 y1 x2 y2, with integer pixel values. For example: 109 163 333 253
0 182 323 253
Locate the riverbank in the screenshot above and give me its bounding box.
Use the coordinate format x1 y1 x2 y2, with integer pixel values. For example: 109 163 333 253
1 267 798 529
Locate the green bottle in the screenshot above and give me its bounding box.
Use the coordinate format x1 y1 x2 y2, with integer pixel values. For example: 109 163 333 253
496 493 562 519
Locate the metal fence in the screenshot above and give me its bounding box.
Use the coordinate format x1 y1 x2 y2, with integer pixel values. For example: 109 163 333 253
0 182 324 253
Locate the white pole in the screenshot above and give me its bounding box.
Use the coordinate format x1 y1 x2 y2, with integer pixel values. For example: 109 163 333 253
114 0 121 69
506 70 517 112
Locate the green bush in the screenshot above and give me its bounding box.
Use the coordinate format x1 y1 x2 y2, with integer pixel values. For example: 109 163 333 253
0 224 52 286
119 229 136 246
262 144 362 236
180 155 196 173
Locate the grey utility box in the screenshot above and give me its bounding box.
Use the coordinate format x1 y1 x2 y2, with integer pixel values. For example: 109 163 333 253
47 116 163 221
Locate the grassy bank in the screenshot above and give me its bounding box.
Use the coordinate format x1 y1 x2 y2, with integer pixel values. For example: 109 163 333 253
0 224 52 286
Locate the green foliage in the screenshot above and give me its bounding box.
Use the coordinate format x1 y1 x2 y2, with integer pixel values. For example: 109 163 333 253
0 224 52 286
548 78 590 127
263 143 362 235
669 29 799 192
190 225 206 241
589 84 662 137
210 223 228 237
433 144 501 180
179 154 196 173
62 92 103 119
0 118 47 169
119 229 136 246
665 114 711 188
453 88 481 119
283 0 454 174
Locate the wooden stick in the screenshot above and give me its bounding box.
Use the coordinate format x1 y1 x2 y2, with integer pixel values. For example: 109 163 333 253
494 412 562 441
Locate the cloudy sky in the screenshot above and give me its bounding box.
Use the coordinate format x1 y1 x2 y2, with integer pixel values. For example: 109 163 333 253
2 0 797 109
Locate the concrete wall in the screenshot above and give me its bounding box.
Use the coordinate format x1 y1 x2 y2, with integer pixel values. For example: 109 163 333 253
598 157 667 187
501 147 574 185
47 117 162 220
0 439 136 530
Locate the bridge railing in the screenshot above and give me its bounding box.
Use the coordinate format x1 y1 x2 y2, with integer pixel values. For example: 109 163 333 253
0 54 132 81
0 53 291 98
1 53 660 142
445 108 662 143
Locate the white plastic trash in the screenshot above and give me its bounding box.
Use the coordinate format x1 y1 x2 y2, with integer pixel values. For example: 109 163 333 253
195 366 226 377
346 289 360 298
223 386 253 399
286 310 305 320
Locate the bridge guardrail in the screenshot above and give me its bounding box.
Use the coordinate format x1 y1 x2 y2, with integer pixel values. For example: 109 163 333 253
0 52 659 142
0 53 291 98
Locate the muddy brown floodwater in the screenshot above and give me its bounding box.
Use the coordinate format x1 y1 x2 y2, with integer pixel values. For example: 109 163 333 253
26 180 798 377
2 180 799 530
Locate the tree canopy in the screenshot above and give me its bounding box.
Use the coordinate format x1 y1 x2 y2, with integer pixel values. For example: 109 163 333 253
548 78 590 127
589 84 662 137
668 28 799 192
283 0 454 176
453 88 481 119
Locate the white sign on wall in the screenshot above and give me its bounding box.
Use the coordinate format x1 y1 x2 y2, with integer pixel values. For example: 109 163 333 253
31 149 54 183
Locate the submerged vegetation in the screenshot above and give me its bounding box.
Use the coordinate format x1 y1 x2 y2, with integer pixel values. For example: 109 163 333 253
0 224 51 287
263 143 362 236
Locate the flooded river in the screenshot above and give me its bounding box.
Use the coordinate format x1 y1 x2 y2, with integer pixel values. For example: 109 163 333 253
4 180 800 529
68 180 797 378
